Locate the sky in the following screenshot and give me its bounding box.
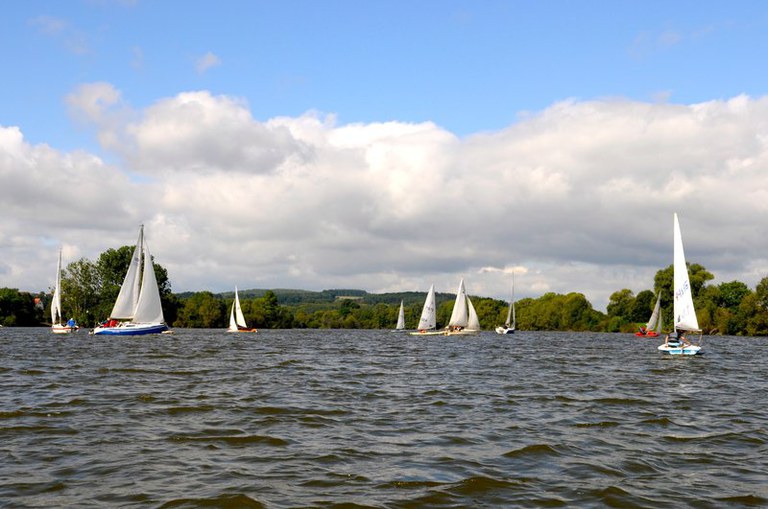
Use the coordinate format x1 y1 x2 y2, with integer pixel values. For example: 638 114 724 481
3 0 768 311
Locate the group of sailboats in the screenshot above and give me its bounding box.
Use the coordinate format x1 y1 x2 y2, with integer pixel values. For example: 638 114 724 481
48 214 704 352
51 226 263 336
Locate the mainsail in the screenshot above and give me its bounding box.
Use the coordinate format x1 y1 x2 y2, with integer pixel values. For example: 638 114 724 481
416 285 436 330
448 279 469 327
51 249 63 325
673 213 699 332
646 293 662 332
396 300 405 330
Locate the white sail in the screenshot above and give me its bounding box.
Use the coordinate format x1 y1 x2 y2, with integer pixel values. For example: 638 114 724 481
235 287 248 328
448 279 469 327
110 229 143 320
416 285 436 330
506 272 516 328
467 296 480 331
396 300 405 330
673 213 699 332
132 237 165 324
646 293 661 331
656 308 663 335
51 249 63 325
228 301 237 331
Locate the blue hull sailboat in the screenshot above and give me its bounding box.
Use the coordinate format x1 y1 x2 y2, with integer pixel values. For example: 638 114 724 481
92 226 169 336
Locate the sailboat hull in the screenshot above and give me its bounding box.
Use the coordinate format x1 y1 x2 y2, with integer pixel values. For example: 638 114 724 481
444 328 480 336
92 322 168 336
408 330 444 336
635 331 659 337
657 344 702 355
495 326 515 334
52 324 79 334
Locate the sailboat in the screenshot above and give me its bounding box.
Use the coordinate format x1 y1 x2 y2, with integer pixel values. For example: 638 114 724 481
51 249 78 334
392 300 406 332
635 293 662 337
445 278 480 336
495 272 516 335
409 285 443 336
228 286 257 332
658 213 702 355
92 226 169 336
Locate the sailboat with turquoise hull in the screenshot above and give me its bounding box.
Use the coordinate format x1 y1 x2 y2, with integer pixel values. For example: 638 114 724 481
92 226 168 336
658 213 702 355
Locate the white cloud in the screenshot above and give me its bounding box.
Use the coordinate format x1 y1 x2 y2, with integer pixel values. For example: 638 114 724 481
195 51 221 74
5 90 768 311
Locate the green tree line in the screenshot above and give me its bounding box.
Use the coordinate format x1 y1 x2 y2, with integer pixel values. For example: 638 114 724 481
4 245 768 335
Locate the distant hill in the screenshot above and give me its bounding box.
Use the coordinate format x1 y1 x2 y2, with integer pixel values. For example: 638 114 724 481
175 288 459 307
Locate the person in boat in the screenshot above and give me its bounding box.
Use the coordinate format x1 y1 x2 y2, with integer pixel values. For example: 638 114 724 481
678 332 691 348
664 332 680 346
639 325 647 335
67 317 77 328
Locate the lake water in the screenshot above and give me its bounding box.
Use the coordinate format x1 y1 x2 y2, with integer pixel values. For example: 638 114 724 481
1 328 767 508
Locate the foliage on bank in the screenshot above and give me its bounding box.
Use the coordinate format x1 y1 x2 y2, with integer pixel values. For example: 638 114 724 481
4 244 768 335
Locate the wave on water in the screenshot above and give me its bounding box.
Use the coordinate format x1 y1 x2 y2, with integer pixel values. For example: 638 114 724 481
2 329 768 507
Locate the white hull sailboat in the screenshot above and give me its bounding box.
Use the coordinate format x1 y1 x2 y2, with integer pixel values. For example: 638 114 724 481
445 278 480 336
228 286 257 333
92 226 169 336
495 272 516 335
51 249 78 334
409 285 443 336
658 213 702 355
392 300 406 332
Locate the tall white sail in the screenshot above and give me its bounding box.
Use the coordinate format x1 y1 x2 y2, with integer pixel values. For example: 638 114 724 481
673 213 699 332
110 228 143 320
416 285 436 330
396 300 405 330
132 237 165 324
448 279 468 327
235 287 247 327
51 249 63 325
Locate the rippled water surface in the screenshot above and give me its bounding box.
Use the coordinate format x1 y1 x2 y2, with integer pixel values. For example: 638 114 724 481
1 328 767 508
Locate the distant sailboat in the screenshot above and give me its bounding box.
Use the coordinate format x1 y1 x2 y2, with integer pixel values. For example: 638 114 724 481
51 249 78 334
92 226 169 336
495 272 516 335
445 279 480 336
658 213 702 355
228 287 257 332
636 293 662 337
409 285 442 336
392 300 406 332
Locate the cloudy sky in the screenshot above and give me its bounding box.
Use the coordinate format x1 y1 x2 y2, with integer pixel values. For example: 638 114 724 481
3 1 768 311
